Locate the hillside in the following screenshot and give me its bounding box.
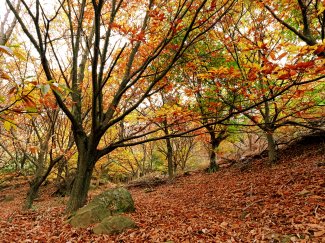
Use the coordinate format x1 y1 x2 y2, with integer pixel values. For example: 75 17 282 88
0 136 324 242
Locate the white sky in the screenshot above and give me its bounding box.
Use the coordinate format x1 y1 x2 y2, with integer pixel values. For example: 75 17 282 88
0 0 8 19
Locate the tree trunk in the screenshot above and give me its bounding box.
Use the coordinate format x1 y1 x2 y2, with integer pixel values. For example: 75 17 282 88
208 139 219 172
266 132 277 164
262 100 278 165
24 178 42 209
162 119 174 178
23 141 47 209
206 128 227 173
55 158 66 184
173 161 177 174
24 180 39 209
66 149 95 213
24 155 63 209
166 137 174 178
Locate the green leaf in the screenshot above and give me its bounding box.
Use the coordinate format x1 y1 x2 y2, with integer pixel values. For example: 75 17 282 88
26 107 38 113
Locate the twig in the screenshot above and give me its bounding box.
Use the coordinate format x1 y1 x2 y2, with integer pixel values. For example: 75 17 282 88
243 199 264 211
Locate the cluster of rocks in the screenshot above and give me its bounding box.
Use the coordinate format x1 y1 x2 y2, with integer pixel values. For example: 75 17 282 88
68 187 137 235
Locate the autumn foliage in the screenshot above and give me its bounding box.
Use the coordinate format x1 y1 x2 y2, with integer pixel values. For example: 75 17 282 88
0 0 324 240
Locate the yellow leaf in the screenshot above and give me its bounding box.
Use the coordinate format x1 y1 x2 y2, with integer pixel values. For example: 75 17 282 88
317 3 325 15
13 49 27 61
3 121 11 131
257 41 263 48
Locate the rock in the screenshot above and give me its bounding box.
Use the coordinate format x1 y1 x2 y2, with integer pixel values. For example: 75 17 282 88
69 203 111 228
91 187 135 213
93 215 137 235
69 187 135 228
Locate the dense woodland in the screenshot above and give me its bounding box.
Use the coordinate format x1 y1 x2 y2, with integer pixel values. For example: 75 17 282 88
0 0 324 241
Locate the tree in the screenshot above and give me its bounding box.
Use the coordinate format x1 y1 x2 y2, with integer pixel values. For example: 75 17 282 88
157 134 197 173
0 0 20 45
213 1 325 164
7 0 236 212
133 85 196 178
154 91 184 178
185 71 229 172
0 1 22 117
177 37 231 172
262 0 325 49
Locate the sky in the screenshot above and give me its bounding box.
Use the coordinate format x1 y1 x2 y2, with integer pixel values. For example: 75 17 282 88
0 0 7 17
0 0 17 25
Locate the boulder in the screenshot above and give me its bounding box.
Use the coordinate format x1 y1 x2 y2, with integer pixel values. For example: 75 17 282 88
69 187 135 228
91 187 135 213
93 215 137 235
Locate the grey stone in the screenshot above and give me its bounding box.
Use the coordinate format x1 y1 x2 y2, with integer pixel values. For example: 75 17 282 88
69 187 135 228
93 215 137 235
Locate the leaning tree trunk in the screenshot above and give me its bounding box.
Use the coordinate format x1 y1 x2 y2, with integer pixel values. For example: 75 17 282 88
24 141 47 209
24 155 63 209
266 132 277 165
24 178 42 209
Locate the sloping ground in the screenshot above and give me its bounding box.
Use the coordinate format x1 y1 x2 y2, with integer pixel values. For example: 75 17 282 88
0 138 324 242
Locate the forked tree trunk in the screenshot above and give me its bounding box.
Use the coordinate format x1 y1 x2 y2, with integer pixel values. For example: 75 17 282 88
266 132 277 164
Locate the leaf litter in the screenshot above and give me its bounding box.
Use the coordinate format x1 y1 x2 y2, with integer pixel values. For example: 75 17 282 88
0 140 324 242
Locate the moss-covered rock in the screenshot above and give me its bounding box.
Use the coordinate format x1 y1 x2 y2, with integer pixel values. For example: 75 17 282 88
68 187 135 228
93 215 137 235
91 187 135 213
68 204 111 228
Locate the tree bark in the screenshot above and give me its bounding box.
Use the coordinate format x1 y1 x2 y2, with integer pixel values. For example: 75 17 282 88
209 139 219 172
166 137 174 178
66 148 96 213
263 100 278 165
23 140 47 209
162 118 174 178
207 128 227 172
24 178 41 209
24 155 63 209
266 132 277 164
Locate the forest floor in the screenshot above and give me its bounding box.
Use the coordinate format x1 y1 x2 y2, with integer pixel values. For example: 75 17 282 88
0 136 324 242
